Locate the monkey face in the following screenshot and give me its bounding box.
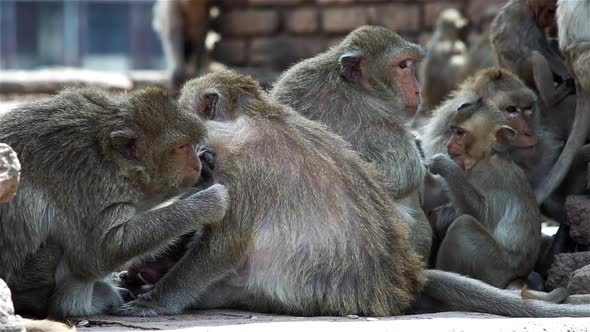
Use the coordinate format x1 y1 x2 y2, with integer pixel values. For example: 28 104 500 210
503 106 537 148
393 57 423 116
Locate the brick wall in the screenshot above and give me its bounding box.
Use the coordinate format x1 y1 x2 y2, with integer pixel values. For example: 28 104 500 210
211 0 507 69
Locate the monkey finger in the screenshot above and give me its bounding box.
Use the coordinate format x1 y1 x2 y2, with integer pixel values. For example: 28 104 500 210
112 300 161 317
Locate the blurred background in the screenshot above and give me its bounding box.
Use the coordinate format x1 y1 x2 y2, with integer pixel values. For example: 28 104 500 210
0 0 506 108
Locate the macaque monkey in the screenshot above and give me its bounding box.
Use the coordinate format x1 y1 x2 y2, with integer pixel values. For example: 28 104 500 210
421 69 560 198
271 26 432 261
0 87 228 319
117 71 590 318
153 0 210 91
428 98 542 289
490 0 569 90
420 8 469 112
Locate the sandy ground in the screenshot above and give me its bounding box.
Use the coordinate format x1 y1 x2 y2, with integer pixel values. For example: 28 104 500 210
75 310 590 332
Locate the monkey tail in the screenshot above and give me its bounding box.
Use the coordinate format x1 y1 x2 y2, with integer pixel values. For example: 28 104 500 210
422 270 590 317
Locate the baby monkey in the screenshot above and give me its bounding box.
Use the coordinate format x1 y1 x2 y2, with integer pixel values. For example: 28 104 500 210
428 98 542 289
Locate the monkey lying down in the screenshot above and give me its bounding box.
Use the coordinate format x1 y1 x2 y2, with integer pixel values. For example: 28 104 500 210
116 71 590 318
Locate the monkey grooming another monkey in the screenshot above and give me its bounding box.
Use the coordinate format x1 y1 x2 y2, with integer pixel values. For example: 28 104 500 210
153 0 210 91
117 71 590 318
271 26 432 261
0 87 228 319
428 98 542 289
420 8 469 112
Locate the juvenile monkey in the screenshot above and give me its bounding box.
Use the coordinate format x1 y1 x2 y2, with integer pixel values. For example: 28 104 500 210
428 99 542 288
0 87 228 319
118 71 590 318
420 8 469 112
271 26 432 261
420 69 561 200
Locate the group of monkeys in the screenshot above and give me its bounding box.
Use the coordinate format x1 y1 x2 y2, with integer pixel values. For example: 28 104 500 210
2 0 590 330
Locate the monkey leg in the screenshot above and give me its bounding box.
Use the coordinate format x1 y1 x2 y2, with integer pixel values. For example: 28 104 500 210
115 229 247 317
435 215 517 288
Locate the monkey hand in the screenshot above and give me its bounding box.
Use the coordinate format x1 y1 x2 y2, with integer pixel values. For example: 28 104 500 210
428 153 460 177
113 297 162 317
183 183 230 221
195 145 216 189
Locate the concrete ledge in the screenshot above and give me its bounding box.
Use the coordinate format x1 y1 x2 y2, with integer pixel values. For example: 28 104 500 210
76 310 590 332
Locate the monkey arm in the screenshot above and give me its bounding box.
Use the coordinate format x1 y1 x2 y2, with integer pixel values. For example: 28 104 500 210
429 155 486 220
98 185 228 268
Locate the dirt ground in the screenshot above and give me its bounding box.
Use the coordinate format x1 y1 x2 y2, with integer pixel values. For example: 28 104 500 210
74 310 590 332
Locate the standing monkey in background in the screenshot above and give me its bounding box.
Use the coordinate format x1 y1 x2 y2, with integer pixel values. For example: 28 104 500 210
428 99 542 289
153 0 210 91
271 26 432 261
420 8 469 112
0 87 228 319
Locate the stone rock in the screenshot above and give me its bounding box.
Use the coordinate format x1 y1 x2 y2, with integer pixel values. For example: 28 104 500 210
0 143 20 203
0 278 25 332
566 195 590 245
546 252 590 290
568 264 590 294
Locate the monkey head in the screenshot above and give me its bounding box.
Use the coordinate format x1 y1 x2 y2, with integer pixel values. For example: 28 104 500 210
467 68 538 150
447 98 516 170
528 0 557 29
105 87 206 194
179 70 276 123
336 26 426 117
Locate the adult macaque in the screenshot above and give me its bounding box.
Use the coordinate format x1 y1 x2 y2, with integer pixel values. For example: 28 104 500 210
420 8 469 112
153 0 209 91
271 26 432 261
490 0 569 90
531 0 590 205
428 98 542 288
117 71 590 318
0 87 228 319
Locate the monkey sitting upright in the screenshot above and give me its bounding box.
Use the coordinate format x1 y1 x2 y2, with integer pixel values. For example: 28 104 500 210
428 98 542 289
0 87 229 319
117 71 590 318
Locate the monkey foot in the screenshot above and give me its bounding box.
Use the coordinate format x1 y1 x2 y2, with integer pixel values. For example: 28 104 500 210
112 300 162 317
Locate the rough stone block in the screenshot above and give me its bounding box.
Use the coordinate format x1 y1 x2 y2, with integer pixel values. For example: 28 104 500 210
219 10 279 37
369 4 420 33
322 7 369 33
0 144 20 203
566 195 590 245
0 278 25 332
568 264 590 294
546 252 590 290
286 8 319 34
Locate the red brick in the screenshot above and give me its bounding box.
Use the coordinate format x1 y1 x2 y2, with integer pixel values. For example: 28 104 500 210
250 36 328 67
286 8 319 34
248 0 306 5
219 9 280 37
322 7 369 34
369 4 420 33
212 39 249 66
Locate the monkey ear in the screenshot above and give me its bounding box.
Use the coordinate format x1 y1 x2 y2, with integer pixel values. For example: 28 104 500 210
199 90 220 120
339 51 364 83
109 129 139 160
495 125 517 146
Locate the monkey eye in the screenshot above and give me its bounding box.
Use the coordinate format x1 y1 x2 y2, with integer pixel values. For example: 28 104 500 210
399 61 408 69
451 126 466 137
505 106 518 114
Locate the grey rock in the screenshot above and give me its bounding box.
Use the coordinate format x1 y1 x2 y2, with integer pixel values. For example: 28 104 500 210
0 278 24 332
566 195 590 245
568 264 590 294
546 252 590 290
